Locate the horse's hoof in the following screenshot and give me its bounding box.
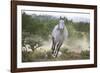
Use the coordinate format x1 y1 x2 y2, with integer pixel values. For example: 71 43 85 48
52 54 56 58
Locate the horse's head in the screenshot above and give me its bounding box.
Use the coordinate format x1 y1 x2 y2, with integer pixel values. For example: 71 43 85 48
58 17 65 30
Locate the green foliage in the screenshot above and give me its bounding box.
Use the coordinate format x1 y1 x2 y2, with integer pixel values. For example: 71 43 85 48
22 13 58 40
22 12 90 41
81 50 90 59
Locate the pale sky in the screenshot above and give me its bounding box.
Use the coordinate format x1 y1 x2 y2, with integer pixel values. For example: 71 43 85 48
22 10 90 23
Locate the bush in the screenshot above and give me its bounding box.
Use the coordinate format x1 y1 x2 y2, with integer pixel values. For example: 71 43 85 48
81 50 90 59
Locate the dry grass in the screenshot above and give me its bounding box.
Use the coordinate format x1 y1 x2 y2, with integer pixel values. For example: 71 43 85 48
22 48 90 62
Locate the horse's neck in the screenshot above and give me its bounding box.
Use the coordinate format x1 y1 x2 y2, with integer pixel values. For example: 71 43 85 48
58 23 64 30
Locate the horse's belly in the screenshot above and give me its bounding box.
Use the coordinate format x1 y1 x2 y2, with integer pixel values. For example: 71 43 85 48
57 35 64 42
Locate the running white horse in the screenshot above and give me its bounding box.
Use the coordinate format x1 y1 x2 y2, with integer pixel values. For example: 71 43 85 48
51 17 68 57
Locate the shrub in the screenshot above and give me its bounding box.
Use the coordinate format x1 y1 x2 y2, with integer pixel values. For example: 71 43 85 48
81 50 90 59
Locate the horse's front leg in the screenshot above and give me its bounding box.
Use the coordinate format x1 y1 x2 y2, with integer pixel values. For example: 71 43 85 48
55 42 62 57
51 37 55 54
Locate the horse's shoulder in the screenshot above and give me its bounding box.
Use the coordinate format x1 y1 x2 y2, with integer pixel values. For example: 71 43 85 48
52 25 59 36
52 25 58 32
